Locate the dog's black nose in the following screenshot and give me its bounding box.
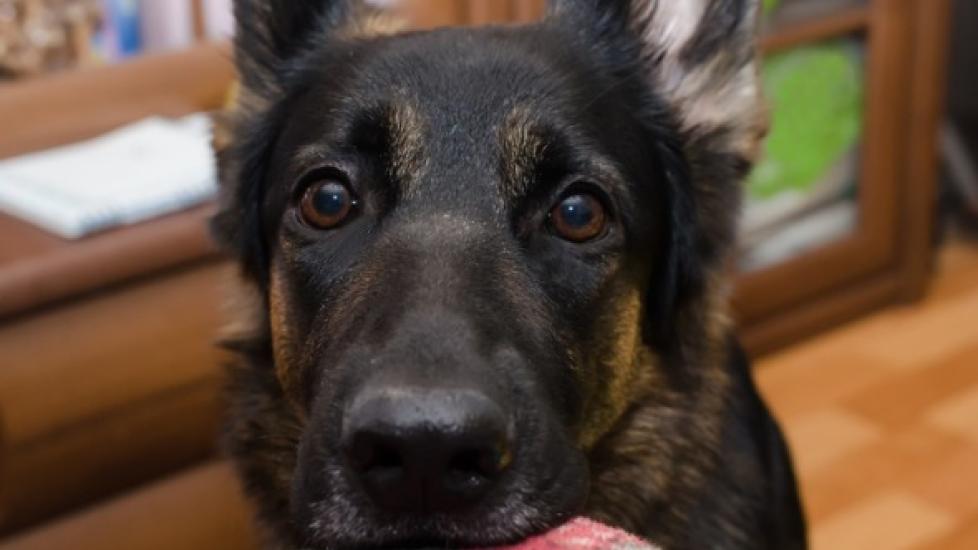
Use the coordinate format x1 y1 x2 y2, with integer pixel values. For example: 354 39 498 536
342 387 513 513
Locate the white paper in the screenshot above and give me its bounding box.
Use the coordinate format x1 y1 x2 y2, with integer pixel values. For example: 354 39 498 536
0 114 218 239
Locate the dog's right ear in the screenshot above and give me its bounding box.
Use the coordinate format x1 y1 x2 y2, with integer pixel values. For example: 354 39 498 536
233 0 356 98
213 1 363 285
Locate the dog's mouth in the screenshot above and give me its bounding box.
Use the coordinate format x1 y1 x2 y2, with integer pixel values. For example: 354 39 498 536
294 436 588 550
295 462 587 550
297 506 573 550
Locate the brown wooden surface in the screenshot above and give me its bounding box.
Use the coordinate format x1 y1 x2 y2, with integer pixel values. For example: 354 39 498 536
395 0 467 29
0 462 260 550
0 263 229 534
0 206 218 320
898 0 953 302
859 0 913 256
396 0 544 28
466 0 514 25
761 4 871 53
512 0 546 23
757 240 978 549
0 42 234 161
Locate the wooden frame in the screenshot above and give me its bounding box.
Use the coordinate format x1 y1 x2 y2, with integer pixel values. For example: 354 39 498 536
737 0 951 352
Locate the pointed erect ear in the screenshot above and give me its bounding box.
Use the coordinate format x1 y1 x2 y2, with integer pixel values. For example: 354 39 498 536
213 1 359 284
549 1 767 349
549 0 766 161
232 0 357 96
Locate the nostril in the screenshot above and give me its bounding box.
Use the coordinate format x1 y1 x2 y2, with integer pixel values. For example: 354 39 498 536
347 433 411 511
348 434 404 475
448 448 489 478
373 443 402 470
448 444 509 479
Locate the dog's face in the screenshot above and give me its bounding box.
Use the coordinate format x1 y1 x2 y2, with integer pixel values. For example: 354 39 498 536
265 25 667 548
216 1 765 548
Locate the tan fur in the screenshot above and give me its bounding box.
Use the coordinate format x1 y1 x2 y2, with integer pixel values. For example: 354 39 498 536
386 101 429 199
586 275 736 546
499 106 548 201
269 264 303 402
577 286 653 449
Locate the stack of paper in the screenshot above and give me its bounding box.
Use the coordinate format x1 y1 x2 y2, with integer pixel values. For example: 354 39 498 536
0 114 217 239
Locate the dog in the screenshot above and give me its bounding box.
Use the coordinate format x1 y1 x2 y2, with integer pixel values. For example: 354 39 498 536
212 1 808 548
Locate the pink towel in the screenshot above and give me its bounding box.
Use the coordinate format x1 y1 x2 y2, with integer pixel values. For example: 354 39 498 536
484 518 658 550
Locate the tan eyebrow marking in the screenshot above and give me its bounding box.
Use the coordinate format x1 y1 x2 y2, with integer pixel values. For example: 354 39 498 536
499 105 548 202
385 100 429 199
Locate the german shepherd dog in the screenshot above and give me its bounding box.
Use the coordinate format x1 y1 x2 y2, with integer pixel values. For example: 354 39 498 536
213 0 807 548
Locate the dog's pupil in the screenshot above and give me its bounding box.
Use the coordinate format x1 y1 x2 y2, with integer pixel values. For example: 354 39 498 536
559 195 594 228
314 183 350 216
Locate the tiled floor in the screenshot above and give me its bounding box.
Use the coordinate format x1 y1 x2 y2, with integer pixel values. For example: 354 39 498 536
756 241 978 550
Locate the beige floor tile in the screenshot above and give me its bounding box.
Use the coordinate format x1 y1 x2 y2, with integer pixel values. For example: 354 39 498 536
756 242 978 546
756 352 892 419
910 444 978 518
812 492 953 550
844 346 978 429
915 515 978 550
928 386 978 440
799 425 964 523
850 287 978 370
783 408 882 477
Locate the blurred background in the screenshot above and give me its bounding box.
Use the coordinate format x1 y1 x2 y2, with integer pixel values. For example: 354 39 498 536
0 1 976 549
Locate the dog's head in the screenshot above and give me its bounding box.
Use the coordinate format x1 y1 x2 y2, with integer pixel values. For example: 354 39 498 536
215 1 765 548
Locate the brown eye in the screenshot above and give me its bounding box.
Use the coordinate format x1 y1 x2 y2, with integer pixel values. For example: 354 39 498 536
550 192 607 242
299 179 358 229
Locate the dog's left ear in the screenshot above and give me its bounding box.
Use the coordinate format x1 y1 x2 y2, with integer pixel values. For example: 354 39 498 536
549 0 767 348
548 0 766 160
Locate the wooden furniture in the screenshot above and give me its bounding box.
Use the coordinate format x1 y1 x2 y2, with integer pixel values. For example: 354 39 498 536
0 45 233 536
0 0 952 546
0 463 260 550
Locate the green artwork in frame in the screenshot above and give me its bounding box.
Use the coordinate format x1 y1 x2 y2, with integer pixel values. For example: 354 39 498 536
748 41 864 199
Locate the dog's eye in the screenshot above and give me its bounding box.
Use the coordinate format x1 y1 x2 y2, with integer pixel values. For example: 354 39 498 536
549 193 607 242
299 179 358 230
